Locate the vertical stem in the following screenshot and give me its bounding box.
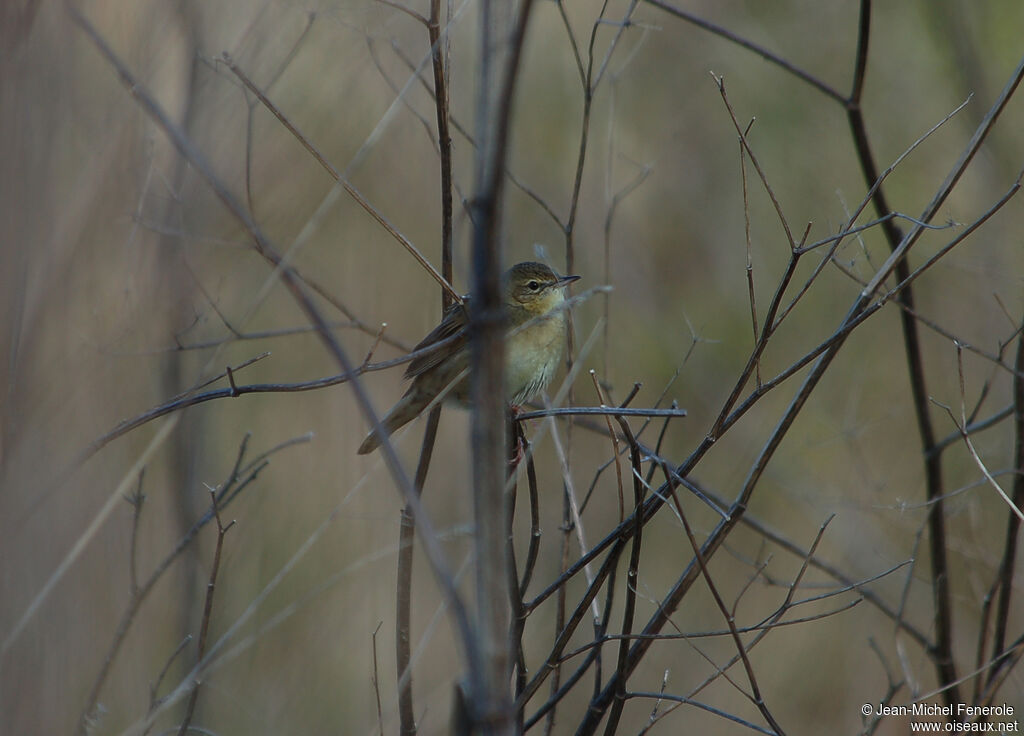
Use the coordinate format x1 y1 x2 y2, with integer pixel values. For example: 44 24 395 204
601 420 645 735
507 422 528 733
986 326 1024 685
543 486 572 736
428 0 454 310
470 3 511 728
396 6 455 732
395 495 417 736
469 1 536 731
845 0 960 706
396 409 441 736
395 4 453 731
177 494 234 736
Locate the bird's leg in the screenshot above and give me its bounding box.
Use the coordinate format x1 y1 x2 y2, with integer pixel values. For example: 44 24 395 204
507 405 527 470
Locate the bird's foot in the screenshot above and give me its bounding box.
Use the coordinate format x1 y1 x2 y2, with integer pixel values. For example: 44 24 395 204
509 437 526 470
508 404 526 470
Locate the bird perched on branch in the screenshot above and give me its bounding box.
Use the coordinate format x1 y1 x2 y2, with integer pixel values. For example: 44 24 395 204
357 261 579 454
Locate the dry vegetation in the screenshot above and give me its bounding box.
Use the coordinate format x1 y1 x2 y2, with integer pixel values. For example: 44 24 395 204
2 1 1024 734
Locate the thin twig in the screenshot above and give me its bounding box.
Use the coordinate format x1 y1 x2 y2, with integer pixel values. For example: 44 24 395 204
643 0 845 102
984 322 1024 690
371 622 385 736
176 492 235 736
600 414 646 734
395 406 440 736
516 406 686 420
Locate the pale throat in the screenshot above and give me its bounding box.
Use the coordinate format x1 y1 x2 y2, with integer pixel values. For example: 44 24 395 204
504 293 567 403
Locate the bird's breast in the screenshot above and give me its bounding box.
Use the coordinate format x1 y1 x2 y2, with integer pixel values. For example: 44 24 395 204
505 311 566 405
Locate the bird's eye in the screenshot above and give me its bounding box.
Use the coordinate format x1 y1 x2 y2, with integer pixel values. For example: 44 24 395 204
528 280 540 290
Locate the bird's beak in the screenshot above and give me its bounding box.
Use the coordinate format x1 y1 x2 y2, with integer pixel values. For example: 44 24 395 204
557 274 581 288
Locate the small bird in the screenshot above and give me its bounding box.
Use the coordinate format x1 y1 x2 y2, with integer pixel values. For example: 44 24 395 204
358 261 579 454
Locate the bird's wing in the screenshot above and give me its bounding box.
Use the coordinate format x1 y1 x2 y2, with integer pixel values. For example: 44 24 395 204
403 300 469 380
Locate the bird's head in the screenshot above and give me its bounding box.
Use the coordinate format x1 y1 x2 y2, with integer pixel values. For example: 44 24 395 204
504 261 580 317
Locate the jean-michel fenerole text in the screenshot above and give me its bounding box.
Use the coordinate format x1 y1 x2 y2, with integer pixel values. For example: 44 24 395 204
875 703 1015 719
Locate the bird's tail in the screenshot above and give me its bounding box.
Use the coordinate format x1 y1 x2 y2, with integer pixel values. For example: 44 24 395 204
357 390 423 454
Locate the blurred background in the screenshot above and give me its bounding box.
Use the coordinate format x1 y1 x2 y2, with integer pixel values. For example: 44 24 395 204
2 0 1023 733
